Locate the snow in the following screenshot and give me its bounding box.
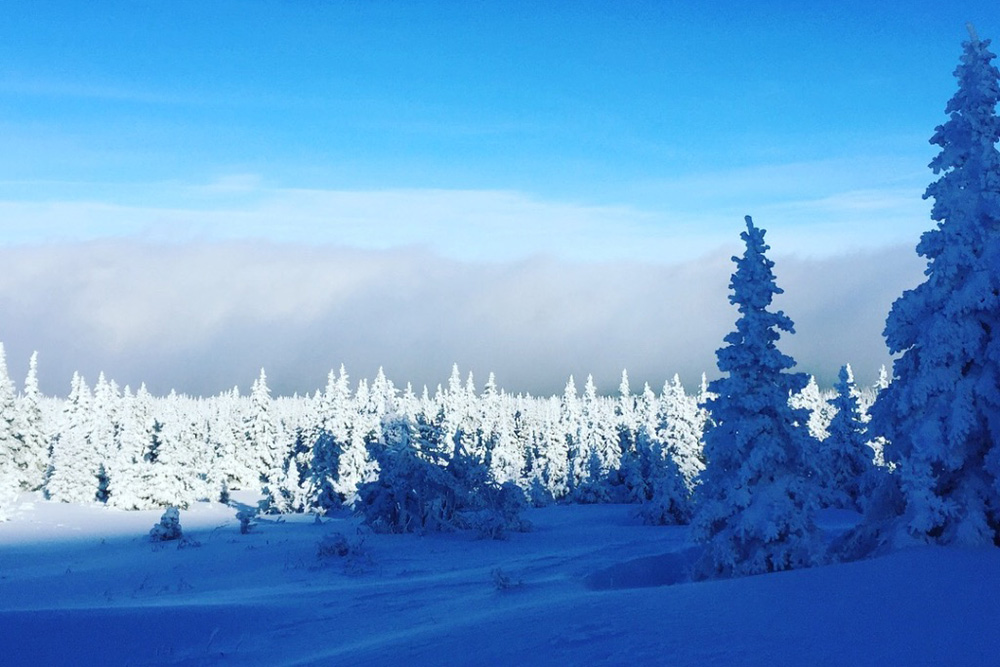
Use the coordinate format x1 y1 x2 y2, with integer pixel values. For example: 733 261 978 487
2 493 998 665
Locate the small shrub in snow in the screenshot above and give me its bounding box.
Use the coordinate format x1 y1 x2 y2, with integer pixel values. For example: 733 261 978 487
236 509 257 534
316 531 368 560
149 506 182 542
317 532 352 558
177 535 201 549
316 529 373 574
491 567 523 591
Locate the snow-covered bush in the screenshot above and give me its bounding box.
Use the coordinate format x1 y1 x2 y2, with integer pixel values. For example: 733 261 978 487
149 506 182 542
356 426 459 534
357 414 530 538
236 508 256 534
459 481 532 540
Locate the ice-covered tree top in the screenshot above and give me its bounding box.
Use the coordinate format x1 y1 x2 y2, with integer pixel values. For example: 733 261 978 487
920 27 1000 268
713 217 804 395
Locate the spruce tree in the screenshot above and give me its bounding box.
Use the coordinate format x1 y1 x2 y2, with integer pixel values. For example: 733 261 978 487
657 374 705 489
46 373 101 503
0 462 16 521
246 369 281 490
14 352 48 491
0 346 18 518
0 345 21 493
691 217 821 579
871 27 1000 546
821 365 874 510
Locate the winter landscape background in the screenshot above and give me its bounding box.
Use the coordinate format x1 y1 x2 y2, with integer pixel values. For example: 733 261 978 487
4 2 1000 665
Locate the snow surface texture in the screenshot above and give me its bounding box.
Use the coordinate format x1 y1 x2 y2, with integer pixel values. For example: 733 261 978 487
0 494 997 666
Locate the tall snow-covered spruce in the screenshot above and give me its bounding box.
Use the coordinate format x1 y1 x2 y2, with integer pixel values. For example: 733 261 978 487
691 217 821 579
870 27 1000 547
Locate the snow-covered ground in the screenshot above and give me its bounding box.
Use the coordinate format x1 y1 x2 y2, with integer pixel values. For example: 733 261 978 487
1 494 998 666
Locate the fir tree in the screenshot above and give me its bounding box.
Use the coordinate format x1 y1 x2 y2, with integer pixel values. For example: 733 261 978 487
14 352 48 491
656 374 705 489
0 345 21 493
691 217 822 579
246 369 281 490
790 375 833 441
0 462 17 521
46 373 101 503
636 434 692 526
870 28 1000 547
0 346 18 518
821 365 874 510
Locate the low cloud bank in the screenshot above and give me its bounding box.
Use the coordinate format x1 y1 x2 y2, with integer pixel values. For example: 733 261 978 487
0 241 924 397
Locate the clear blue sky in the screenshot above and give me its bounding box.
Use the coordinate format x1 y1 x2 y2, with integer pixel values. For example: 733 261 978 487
1 1 996 260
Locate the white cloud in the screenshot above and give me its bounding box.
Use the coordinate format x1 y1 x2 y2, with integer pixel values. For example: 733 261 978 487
0 240 926 398
0 154 936 262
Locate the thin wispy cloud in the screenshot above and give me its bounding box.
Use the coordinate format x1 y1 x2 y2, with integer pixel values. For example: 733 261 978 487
0 154 936 262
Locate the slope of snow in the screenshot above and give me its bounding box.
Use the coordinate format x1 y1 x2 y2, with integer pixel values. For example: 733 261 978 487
1 494 997 666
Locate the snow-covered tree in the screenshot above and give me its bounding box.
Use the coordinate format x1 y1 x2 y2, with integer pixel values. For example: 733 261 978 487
560 376 587 494
334 412 377 507
870 28 1000 547
0 345 22 496
691 217 822 579
46 373 102 503
657 375 705 488
820 365 875 510
790 375 834 441
0 463 16 521
106 385 153 509
530 398 569 500
357 413 458 534
0 346 19 518
246 369 281 491
215 387 256 489
14 352 48 490
636 444 691 526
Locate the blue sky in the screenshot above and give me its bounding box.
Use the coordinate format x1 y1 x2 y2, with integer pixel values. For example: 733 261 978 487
0 2 993 395
2 1 995 259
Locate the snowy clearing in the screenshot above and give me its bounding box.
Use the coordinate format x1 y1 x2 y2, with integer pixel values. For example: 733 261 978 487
1 495 997 666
